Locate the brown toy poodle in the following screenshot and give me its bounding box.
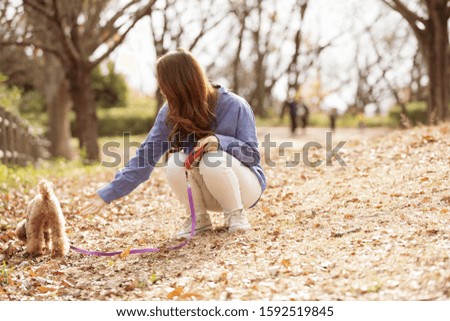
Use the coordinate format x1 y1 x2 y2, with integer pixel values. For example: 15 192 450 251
15 180 70 257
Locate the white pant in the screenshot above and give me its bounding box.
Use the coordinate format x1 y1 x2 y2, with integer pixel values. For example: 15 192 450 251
165 151 262 215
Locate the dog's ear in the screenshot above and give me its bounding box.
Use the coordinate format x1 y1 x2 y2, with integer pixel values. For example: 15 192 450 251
15 220 27 242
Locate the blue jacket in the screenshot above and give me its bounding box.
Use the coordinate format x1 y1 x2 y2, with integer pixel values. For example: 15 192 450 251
98 86 266 203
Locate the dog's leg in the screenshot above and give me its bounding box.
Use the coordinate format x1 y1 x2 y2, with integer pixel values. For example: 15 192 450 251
26 217 44 256
51 222 70 257
44 229 51 250
15 220 27 242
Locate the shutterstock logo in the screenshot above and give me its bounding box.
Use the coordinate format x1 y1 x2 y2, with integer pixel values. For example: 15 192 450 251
100 132 347 168
261 132 347 168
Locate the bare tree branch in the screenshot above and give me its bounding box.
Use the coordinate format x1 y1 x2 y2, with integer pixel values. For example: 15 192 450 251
91 0 156 67
52 0 82 63
22 0 53 19
187 3 230 51
94 0 143 45
0 39 65 63
83 1 107 40
380 0 427 39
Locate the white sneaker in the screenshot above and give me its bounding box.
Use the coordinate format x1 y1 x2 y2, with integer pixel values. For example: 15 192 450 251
175 214 212 239
225 209 252 233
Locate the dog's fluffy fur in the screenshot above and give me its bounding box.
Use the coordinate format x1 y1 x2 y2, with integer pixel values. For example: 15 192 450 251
15 180 69 257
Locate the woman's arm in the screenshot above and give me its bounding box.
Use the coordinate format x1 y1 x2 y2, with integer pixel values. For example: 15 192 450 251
97 106 170 203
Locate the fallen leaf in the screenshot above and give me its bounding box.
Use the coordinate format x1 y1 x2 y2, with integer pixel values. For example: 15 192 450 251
331 227 362 238
37 286 56 293
119 247 131 259
52 271 65 276
390 193 403 197
282 192 294 201
262 206 275 217
149 273 158 284
344 214 355 219
61 280 74 288
441 209 449 214
422 135 437 143
125 280 138 291
219 272 228 283
180 292 204 300
167 286 184 299
281 259 291 268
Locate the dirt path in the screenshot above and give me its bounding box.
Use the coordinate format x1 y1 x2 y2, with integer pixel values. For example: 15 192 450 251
1 125 449 300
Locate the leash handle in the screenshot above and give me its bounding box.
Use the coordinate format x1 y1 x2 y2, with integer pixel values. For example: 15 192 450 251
184 146 205 170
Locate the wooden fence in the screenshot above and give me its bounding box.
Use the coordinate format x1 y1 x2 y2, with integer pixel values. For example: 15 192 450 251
0 106 49 166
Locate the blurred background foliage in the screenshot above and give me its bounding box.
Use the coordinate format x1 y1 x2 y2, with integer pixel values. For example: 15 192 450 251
0 69 434 139
92 62 128 109
0 0 447 161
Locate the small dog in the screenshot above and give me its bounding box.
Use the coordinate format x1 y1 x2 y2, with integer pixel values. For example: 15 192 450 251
15 180 70 257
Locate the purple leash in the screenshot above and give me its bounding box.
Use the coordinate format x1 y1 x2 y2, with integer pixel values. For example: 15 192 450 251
70 171 196 256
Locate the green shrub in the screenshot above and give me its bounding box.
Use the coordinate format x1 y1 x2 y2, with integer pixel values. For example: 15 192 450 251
257 111 396 128
92 62 128 108
309 113 330 127
388 101 428 126
70 104 156 137
98 109 155 136
0 159 99 193
335 113 397 128
363 115 397 128
18 90 45 114
0 73 21 113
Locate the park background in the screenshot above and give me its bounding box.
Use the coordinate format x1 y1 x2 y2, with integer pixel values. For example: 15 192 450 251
0 0 449 301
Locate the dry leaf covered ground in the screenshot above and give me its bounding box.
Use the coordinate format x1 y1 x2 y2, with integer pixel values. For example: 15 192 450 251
1 125 449 300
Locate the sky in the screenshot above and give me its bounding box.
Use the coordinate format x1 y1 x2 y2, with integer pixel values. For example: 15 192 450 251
108 0 413 113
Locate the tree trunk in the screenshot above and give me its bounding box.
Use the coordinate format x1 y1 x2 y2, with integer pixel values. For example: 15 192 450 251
424 0 448 123
254 53 266 117
232 11 247 94
249 0 266 117
42 55 75 160
381 0 449 124
410 51 427 101
287 29 302 95
69 64 100 162
287 2 308 96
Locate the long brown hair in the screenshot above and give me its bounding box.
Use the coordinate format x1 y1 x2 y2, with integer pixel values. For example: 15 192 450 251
156 48 218 144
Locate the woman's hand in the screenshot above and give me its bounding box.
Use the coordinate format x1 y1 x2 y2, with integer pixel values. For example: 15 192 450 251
80 193 107 216
197 135 219 153
187 135 219 166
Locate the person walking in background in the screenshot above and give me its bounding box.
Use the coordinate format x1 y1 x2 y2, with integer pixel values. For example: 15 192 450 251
286 98 297 136
329 108 338 132
357 112 366 131
298 101 310 135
